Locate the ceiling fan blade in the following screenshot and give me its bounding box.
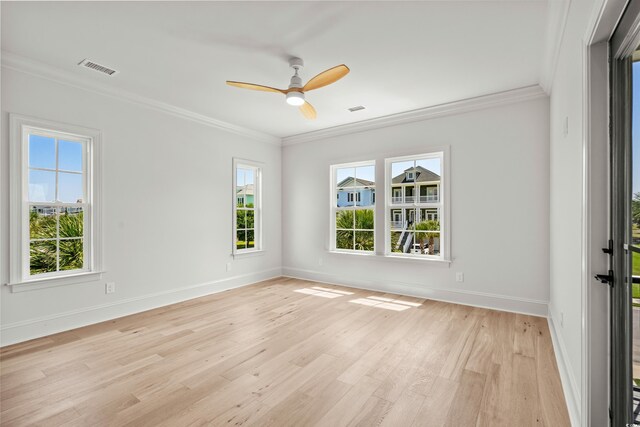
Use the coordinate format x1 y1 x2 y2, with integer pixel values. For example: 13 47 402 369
226 81 286 94
302 64 350 92
299 101 317 120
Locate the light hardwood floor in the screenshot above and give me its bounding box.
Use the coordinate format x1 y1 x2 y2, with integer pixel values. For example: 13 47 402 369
0 277 570 426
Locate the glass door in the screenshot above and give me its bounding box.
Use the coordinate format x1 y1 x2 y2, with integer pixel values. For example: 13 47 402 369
609 1 640 423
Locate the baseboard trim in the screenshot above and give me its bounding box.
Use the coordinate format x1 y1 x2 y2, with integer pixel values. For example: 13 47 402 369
0 267 282 347
282 266 549 316
547 308 581 427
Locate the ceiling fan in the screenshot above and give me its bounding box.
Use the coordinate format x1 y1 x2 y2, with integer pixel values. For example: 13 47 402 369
226 58 349 120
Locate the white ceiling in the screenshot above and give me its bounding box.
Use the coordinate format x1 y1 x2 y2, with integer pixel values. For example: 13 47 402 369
2 1 550 139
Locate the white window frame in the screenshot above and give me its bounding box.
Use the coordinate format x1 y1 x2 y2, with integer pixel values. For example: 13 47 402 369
384 149 450 261
330 160 376 253
9 114 103 291
232 158 263 256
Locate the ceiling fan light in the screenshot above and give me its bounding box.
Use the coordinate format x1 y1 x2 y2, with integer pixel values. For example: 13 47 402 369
286 91 305 106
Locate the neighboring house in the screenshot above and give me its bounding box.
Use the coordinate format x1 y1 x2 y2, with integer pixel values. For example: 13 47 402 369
336 177 375 207
389 166 441 254
32 199 84 216
236 184 254 206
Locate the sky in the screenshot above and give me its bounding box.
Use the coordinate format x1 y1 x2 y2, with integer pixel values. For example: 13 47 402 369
236 168 254 187
28 135 84 203
633 61 640 194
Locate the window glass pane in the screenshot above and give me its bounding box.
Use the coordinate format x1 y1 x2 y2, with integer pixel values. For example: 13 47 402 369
391 161 414 183
336 210 354 229
336 167 356 207
244 168 254 185
30 240 57 275
355 165 375 183
236 209 246 229
247 230 255 249
29 134 56 169
415 231 440 255
236 169 246 207
390 231 403 253
336 230 353 250
58 172 84 203
28 169 56 202
355 231 374 251
388 154 443 257
246 210 255 229
60 238 83 271
416 216 440 231
58 140 83 172
355 209 374 230
236 230 246 250
59 207 83 238
30 206 57 239
416 158 441 176
336 167 356 187
390 209 404 230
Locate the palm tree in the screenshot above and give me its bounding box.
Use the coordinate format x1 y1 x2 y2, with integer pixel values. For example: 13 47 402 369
336 209 374 250
415 220 440 255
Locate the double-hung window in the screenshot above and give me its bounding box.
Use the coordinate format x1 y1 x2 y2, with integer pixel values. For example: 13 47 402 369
9 115 102 289
386 151 447 259
233 159 262 254
330 161 375 252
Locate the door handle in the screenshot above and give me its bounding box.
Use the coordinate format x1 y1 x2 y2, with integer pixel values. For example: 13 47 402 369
594 270 614 286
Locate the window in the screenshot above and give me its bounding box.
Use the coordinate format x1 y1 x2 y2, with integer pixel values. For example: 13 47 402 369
386 151 448 259
347 192 361 203
331 161 375 252
233 159 262 254
9 115 102 288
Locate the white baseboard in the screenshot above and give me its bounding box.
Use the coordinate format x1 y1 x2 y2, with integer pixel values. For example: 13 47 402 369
547 308 581 427
0 267 282 347
282 266 549 316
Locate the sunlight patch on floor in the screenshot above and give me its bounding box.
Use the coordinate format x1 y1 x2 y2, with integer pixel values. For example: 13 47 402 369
349 296 422 311
294 286 354 299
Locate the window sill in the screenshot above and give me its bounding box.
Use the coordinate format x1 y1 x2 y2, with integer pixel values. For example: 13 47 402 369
327 250 377 257
7 271 105 293
233 249 265 259
383 254 451 264
327 250 451 265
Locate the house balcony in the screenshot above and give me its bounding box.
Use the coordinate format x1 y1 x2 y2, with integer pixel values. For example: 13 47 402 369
391 195 439 204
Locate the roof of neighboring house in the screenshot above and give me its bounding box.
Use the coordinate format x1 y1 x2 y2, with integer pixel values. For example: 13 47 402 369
392 166 440 184
236 184 254 196
337 177 375 188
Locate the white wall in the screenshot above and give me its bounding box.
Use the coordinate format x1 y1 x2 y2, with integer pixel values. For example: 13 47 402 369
281 96 550 315
0 68 282 345
548 0 603 423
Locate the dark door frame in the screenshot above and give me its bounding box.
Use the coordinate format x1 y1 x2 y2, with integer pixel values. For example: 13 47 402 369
610 0 640 423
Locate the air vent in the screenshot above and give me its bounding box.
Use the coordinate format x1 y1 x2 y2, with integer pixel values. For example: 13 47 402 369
348 105 366 112
78 59 118 76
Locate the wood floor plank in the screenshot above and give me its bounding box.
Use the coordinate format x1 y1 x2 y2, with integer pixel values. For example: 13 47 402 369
0 277 570 427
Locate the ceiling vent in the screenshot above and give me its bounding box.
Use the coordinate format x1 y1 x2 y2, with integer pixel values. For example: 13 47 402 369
348 105 365 112
78 59 118 76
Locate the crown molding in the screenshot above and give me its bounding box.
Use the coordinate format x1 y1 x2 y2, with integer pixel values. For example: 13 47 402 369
539 0 571 94
281 85 547 146
0 51 282 146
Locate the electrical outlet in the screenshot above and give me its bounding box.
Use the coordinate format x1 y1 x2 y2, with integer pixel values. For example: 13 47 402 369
226 262 232 272
455 272 464 282
105 282 115 294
